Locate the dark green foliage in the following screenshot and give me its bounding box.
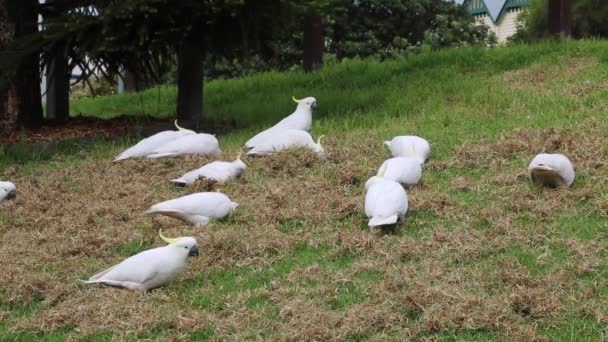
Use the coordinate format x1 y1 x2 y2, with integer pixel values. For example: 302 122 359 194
329 0 495 60
512 0 608 41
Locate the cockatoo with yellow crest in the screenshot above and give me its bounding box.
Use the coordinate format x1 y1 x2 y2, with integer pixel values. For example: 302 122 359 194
114 120 196 161
528 153 575 188
80 230 198 292
144 192 238 227
384 135 430 164
245 96 317 148
246 130 325 156
365 166 408 227
0 181 16 202
171 151 246 185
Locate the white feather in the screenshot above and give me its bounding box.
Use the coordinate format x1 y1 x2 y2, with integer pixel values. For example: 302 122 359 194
247 129 324 156
144 192 238 226
528 153 575 187
145 133 221 159
384 136 431 164
245 97 316 148
0 181 16 202
365 178 408 228
80 236 198 292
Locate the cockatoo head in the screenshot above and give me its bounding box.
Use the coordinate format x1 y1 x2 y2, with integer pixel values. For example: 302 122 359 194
232 151 247 177
159 230 199 257
365 163 388 190
0 182 16 201
293 96 317 111
312 135 326 157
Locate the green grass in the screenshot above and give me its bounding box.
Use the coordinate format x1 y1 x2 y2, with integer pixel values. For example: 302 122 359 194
3 39 608 340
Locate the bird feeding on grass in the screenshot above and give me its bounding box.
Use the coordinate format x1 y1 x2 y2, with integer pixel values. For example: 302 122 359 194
0 181 16 202
80 230 198 292
114 120 196 161
245 96 317 148
365 166 408 228
247 130 325 156
528 153 575 188
145 192 238 227
384 135 430 164
171 151 246 186
144 133 221 159
371 157 422 189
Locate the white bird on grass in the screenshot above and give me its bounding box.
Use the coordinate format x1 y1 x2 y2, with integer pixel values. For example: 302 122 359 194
246 129 325 156
144 133 221 159
245 96 317 148
144 192 238 227
80 230 198 292
365 166 408 228
171 151 246 186
384 135 431 164
367 157 422 189
0 181 16 202
528 153 575 188
114 120 196 161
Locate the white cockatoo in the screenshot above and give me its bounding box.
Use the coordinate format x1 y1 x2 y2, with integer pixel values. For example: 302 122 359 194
245 96 317 148
528 153 575 188
247 130 324 156
144 133 221 159
171 152 246 185
384 136 431 164
0 181 16 202
144 192 238 227
114 120 196 161
365 167 408 228
80 230 198 292
367 157 422 189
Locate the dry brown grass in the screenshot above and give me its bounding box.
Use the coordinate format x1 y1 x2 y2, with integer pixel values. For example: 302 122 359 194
1 120 608 340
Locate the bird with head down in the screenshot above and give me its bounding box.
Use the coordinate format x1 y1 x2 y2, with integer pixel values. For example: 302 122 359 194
528 153 575 188
365 165 409 228
80 230 198 292
0 181 16 202
171 151 246 186
245 96 317 148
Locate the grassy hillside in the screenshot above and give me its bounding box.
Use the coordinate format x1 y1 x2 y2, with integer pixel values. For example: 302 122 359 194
3 39 608 340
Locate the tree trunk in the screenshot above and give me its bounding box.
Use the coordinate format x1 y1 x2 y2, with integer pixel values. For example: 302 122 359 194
1 0 43 131
45 41 70 123
124 70 145 92
559 0 572 37
176 29 204 127
548 0 572 37
303 15 323 72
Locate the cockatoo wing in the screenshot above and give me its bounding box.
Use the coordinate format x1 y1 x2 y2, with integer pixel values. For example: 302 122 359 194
146 192 236 219
146 134 220 159
114 131 190 161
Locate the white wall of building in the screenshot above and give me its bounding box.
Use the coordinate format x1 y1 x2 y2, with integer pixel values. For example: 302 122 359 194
475 8 523 43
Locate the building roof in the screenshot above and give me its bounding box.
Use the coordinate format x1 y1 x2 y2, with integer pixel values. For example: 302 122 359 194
462 0 528 24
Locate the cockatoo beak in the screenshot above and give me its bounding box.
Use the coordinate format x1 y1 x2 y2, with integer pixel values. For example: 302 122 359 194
188 245 199 257
6 190 16 200
311 101 318 109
